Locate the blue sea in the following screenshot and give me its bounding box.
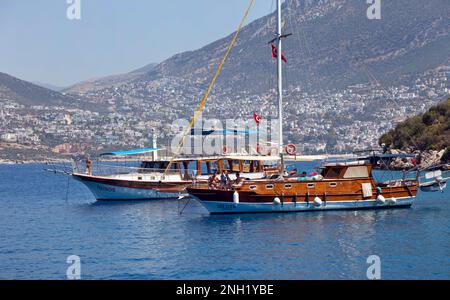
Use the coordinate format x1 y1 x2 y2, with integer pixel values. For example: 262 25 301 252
0 163 449 280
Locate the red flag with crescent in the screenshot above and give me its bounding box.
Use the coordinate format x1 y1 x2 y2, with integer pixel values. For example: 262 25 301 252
253 112 262 125
271 44 287 63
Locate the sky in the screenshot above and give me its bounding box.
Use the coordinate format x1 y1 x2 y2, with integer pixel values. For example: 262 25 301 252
0 0 276 87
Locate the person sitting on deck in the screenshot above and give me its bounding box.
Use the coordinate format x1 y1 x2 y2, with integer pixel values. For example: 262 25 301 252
232 172 245 189
208 172 219 189
288 168 298 177
226 171 232 189
220 170 228 189
299 171 307 177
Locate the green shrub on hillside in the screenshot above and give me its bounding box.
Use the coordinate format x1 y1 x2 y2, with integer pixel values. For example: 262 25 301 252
379 98 450 151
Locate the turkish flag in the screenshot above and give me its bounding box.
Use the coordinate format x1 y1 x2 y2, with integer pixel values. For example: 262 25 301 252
271 44 287 63
253 112 262 125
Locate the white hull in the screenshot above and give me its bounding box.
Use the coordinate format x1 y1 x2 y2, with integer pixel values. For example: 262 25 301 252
194 197 415 214
73 176 179 201
420 181 446 192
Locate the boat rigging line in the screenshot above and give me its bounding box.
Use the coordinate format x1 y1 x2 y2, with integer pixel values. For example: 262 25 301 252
162 0 255 177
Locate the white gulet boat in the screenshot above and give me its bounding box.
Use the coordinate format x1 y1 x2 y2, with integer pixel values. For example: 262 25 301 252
71 149 280 201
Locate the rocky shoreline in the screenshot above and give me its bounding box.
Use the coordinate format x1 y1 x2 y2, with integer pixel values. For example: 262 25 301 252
386 149 449 170
0 159 71 165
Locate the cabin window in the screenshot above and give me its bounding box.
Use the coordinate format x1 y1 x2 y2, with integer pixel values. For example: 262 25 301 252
241 161 256 173
138 176 142 180
285 184 292 189
140 161 179 172
222 160 231 171
231 160 241 172
343 166 369 178
249 185 257 190
210 161 219 173
326 167 343 178
200 161 219 175
263 161 279 171
266 184 274 189
329 182 337 187
307 183 315 188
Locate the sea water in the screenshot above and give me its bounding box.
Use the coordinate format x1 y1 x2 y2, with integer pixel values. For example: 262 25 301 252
0 163 448 279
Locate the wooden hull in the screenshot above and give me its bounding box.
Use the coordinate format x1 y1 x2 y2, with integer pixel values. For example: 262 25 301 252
197 198 414 214
187 178 418 214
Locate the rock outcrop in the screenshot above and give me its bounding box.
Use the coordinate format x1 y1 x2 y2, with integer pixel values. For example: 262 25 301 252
386 149 445 170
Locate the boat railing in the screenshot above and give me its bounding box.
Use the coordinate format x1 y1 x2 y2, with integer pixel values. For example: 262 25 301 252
44 160 74 175
72 160 182 177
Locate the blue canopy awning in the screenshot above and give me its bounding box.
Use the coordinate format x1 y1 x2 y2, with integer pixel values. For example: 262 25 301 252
100 148 161 156
190 129 260 136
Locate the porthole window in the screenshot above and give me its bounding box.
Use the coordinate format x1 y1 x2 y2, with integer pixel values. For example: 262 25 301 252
285 184 292 189
307 183 315 188
266 184 274 189
249 185 257 190
329 182 337 187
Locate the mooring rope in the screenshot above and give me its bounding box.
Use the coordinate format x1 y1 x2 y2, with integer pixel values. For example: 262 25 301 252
163 0 255 176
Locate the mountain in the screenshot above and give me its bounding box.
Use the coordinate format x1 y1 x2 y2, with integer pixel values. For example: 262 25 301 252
57 0 449 154
2 0 449 160
32 82 66 92
64 63 157 94
68 0 450 95
0 72 99 111
129 63 159 74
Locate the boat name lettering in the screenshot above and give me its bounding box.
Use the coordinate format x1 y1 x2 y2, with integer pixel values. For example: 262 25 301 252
96 185 116 192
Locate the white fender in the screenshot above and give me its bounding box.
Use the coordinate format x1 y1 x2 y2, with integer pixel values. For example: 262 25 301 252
273 197 281 205
387 197 397 205
233 191 239 204
313 197 323 207
376 195 386 204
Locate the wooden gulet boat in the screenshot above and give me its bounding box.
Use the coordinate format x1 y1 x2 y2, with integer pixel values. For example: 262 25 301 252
186 0 421 214
187 159 419 214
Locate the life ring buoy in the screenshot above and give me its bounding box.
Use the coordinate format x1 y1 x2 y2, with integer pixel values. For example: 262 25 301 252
268 147 279 156
222 146 228 155
256 143 263 154
285 144 297 155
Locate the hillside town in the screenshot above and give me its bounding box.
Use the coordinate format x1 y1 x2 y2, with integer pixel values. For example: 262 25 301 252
0 65 448 162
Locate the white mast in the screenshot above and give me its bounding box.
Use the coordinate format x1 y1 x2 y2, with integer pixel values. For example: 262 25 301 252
152 130 158 161
277 0 284 165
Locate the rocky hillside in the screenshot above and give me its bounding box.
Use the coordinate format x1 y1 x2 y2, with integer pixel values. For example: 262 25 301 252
64 63 157 94
0 72 99 111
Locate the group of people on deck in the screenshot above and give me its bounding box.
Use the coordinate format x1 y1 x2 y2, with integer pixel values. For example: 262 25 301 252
208 170 245 190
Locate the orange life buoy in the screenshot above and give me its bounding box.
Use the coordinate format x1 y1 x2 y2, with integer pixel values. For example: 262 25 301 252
223 146 228 155
256 143 263 154
285 144 297 155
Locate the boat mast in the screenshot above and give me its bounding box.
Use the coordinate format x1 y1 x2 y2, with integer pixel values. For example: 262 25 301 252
277 0 284 168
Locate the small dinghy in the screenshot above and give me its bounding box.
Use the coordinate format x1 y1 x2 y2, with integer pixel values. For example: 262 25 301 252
420 180 447 193
419 170 449 193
